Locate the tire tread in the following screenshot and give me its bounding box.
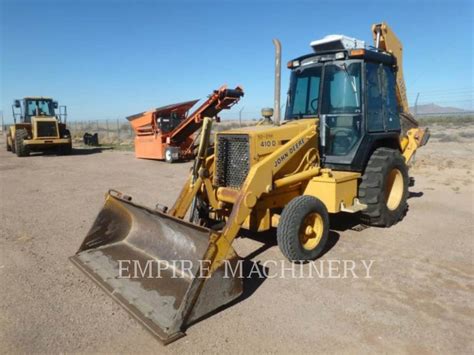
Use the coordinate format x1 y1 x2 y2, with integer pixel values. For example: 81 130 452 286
277 196 329 262
359 148 409 227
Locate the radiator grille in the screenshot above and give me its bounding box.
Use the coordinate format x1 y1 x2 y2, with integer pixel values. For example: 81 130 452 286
37 121 58 137
215 134 250 189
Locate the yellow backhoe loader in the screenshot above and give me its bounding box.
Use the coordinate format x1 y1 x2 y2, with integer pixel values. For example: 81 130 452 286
71 23 429 343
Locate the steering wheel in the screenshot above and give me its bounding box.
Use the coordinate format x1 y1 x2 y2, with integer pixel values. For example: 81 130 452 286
331 128 355 155
310 98 318 113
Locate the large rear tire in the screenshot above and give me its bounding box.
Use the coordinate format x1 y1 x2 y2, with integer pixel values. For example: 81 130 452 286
277 195 329 262
15 129 30 157
359 148 409 227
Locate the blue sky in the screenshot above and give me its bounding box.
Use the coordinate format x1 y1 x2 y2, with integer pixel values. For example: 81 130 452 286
1 0 473 121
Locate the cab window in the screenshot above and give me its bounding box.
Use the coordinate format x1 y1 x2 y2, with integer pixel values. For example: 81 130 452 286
366 63 384 132
383 66 400 131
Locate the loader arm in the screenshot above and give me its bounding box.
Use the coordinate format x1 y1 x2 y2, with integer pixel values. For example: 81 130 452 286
168 117 215 218
205 122 319 271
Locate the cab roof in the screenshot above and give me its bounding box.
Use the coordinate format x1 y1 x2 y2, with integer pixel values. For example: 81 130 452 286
23 96 53 100
290 48 395 69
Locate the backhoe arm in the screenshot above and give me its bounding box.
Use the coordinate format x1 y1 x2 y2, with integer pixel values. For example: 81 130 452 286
372 23 430 161
372 22 409 114
400 127 430 164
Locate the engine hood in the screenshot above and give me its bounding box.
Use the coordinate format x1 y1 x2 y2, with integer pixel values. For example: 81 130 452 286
217 118 318 138
31 115 57 122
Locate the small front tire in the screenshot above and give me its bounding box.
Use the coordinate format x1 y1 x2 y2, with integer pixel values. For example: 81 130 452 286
277 196 329 262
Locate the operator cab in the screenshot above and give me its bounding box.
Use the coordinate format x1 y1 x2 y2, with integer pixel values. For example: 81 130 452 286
285 35 400 172
13 97 58 123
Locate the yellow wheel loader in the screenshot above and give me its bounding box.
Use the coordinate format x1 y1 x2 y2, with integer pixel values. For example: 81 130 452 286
71 23 429 343
6 97 72 156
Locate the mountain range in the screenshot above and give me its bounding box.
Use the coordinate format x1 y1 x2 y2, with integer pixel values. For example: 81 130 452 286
409 103 468 115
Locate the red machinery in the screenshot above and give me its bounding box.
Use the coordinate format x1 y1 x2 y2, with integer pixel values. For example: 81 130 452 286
127 85 244 162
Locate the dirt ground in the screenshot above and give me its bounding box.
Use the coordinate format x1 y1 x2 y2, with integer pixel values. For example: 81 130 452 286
0 128 473 354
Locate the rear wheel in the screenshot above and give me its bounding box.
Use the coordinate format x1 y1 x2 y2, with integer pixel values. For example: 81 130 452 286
277 196 329 262
15 129 30 157
359 147 409 227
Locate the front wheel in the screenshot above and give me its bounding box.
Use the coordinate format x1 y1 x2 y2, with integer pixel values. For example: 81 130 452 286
15 129 30 157
277 196 329 262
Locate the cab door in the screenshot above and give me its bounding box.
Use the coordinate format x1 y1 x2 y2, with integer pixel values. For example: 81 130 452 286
366 62 400 132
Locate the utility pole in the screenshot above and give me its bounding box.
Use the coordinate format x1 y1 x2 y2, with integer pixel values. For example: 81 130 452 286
116 118 120 142
414 92 420 117
239 106 245 127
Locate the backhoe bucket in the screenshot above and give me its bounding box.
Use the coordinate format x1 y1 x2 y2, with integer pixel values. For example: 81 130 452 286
70 191 242 344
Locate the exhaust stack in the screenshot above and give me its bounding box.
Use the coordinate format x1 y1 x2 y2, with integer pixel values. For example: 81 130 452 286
272 38 281 125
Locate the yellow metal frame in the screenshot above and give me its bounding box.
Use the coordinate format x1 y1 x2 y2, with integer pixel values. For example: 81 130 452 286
169 119 365 271
304 170 361 213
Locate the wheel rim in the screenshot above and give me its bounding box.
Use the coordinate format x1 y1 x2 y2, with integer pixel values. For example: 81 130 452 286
165 150 172 161
385 168 403 210
299 213 324 251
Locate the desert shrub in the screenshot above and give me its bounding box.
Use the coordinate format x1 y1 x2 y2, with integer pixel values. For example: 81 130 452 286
417 115 474 126
458 131 474 139
438 133 461 142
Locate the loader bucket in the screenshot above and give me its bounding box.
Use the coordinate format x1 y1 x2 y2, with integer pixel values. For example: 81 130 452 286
70 191 242 344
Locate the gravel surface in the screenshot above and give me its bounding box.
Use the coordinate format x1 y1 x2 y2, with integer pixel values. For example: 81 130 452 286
0 135 472 354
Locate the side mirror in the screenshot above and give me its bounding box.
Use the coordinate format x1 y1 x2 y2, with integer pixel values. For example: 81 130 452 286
14 100 21 108
53 101 58 109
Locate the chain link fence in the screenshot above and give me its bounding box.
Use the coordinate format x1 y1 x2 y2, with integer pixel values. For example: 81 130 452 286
68 119 134 145
68 118 260 146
